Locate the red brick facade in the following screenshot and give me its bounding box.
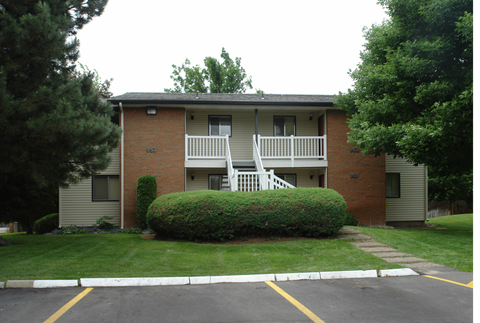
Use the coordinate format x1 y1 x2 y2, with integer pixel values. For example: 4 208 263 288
119 107 385 227
122 108 185 228
327 110 386 225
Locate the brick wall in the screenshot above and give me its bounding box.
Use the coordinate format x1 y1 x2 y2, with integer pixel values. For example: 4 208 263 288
122 107 185 228
327 110 386 225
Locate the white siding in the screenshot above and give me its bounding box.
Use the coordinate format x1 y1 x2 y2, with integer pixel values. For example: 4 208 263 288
386 155 427 222
59 148 120 227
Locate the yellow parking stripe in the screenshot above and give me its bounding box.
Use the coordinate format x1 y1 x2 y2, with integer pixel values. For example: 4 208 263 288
265 281 326 323
44 288 93 323
424 275 473 289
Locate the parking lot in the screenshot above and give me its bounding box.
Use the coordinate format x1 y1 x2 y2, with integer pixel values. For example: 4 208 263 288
0 267 473 323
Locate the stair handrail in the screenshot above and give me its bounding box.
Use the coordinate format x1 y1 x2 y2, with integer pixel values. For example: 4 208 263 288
268 170 296 189
225 135 236 191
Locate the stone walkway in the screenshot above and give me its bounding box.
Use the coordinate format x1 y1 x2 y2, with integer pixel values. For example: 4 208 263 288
337 227 443 269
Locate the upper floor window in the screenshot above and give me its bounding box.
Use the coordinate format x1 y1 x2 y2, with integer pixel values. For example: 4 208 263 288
274 116 295 136
209 115 231 136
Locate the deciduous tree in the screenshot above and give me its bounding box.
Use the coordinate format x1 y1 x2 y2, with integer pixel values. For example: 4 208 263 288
164 48 256 93
335 0 473 201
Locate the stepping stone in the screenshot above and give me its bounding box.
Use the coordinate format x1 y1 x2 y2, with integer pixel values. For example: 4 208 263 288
404 262 443 268
360 247 398 253
338 235 371 240
351 241 388 248
372 252 410 258
384 257 427 263
337 228 362 235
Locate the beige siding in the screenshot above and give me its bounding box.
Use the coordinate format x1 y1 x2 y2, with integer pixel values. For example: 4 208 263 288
186 109 322 161
185 168 325 191
386 155 427 222
59 148 120 227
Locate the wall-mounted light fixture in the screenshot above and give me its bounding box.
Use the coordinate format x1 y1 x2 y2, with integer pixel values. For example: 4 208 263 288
191 173 195 180
146 106 157 115
191 113 194 120
310 173 314 179
309 113 313 121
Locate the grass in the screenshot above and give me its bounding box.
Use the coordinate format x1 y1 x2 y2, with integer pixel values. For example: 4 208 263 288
0 214 473 280
353 214 473 272
0 234 399 281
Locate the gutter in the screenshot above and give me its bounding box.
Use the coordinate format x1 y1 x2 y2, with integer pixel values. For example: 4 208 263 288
119 102 125 229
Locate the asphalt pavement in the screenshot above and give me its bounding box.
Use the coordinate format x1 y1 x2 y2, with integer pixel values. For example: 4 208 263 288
0 265 473 323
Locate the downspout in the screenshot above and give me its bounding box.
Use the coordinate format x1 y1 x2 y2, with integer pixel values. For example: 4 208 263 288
255 109 258 145
119 102 125 229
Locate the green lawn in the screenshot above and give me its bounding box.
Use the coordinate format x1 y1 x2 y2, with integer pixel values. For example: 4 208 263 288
353 214 473 272
0 234 398 281
0 214 473 280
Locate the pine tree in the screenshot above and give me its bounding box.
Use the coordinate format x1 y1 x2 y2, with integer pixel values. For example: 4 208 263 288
0 1 121 233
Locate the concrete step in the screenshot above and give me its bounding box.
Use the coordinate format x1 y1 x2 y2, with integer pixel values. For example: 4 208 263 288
384 257 427 264
360 247 398 253
337 228 362 235
338 235 371 240
372 252 410 258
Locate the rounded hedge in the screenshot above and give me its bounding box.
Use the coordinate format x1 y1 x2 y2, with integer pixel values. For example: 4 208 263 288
147 188 345 241
33 213 59 234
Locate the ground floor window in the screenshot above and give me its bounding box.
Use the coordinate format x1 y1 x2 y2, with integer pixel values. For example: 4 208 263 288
386 173 400 198
276 174 296 187
92 175 119 201
209 174 229 191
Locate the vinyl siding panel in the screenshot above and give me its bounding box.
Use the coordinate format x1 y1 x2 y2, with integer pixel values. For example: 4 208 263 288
59 148 120 227
385 155 427 222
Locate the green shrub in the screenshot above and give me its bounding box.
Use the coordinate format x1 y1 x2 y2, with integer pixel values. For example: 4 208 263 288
93 216 116 231
136 175 157 229
147 188 346 241
33 213 59 234
342 211 359 226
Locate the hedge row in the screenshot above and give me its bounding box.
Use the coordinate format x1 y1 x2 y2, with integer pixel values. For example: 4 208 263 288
147 188 345 241
136 175 157 229
33 213 59 235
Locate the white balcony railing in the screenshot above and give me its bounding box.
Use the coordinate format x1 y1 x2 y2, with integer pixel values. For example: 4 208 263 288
257 135 326 160
185 135 228 160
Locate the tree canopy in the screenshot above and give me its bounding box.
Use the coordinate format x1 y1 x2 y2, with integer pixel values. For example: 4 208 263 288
0 0 121 233
335 0 473 202
164 48 257 93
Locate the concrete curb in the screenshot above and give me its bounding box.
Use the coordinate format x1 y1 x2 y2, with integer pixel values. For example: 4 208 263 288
379 268 419 277
4 269 420 288
80 277 190 287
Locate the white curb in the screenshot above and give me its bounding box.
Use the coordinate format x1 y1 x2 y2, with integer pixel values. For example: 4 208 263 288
0 282 4 289
190 276 211 285
33 280 78 288
80 277 190 287
379 268 419 277
275 272 320 281
209 274 275 284
320 270 378 279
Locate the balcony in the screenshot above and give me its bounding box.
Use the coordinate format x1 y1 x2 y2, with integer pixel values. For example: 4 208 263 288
185 135 327 168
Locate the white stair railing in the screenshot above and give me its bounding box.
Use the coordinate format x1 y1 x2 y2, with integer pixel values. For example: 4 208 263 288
234 170 295 192
225 135 236 191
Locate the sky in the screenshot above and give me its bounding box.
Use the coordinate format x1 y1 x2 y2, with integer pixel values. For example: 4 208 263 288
75 0 390 97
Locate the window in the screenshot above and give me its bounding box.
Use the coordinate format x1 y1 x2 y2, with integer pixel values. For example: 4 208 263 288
274 116 296 136
276 174 296 187
386 173 400 198
209 116 231 136
92 175 119 201
209 174 229 191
